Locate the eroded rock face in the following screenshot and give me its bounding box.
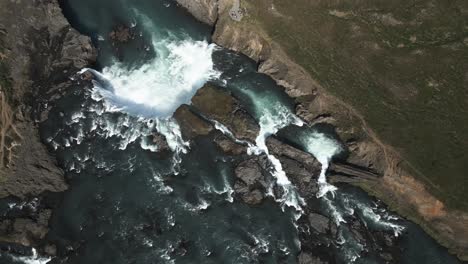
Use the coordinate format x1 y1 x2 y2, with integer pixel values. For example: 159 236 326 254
266 137 321 194
0 0 96 198
176 0 219 26
151 132 170 153
0 0 96 257
234 157 269 205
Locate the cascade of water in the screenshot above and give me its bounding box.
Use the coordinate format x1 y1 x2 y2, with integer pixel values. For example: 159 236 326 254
209 107 306 211
302 131 342 198
75 7 220 158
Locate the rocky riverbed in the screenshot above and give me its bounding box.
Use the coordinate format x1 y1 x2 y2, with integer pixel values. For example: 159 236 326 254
0 0 466 263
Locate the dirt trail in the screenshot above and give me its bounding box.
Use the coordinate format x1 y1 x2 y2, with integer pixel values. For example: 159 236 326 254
0 86 21 169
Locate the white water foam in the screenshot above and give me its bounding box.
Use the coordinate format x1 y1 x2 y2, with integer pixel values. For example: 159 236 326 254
212 167 235 203
8 248 51 264
78 15 219 158
247 104 305 211
341 195 405 236
211 106 306 211
213 120 252 147
322 195 346 225
81 38 218 118
302 132 342 197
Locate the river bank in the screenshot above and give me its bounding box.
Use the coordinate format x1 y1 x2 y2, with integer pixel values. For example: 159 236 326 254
0 0 95 259
176 0 468 260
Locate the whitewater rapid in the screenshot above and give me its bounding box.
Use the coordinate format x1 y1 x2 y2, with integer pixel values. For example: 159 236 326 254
247 103 306 211
302 132 342 197
76 14 221 164
81 38 218 117
87 39 218 118
6 248 50 264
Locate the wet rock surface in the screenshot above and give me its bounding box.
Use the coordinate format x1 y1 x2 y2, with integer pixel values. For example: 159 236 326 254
174 105 213 140
0 0 461 263
109 25 135 43
0 193 63 257
308 213 330 234
181 115 399 262
191 83 259 141
234 157 269 205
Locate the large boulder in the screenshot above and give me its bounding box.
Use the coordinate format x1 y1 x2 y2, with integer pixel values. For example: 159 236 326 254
173 105 213 140
191 84 259 142
234 157 269 205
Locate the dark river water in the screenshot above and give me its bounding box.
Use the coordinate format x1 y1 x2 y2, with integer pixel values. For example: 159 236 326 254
0 0 463 263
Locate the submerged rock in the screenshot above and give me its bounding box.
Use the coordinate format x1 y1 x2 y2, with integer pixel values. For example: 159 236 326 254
181 0 468 259
109 25 134 43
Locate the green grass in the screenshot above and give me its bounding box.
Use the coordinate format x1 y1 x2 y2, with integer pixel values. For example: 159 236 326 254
244 0 468 210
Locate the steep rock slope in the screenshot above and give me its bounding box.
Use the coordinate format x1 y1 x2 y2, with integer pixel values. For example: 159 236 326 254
0 0 95 255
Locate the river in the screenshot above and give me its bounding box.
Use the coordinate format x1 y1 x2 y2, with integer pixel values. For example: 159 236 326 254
1 0 462 263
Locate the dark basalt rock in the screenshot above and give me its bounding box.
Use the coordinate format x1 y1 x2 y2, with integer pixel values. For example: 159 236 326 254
298 252 328 264
308 213 330 234
234 157 270 205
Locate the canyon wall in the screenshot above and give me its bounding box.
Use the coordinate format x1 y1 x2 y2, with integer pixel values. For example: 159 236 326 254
0 0 95 256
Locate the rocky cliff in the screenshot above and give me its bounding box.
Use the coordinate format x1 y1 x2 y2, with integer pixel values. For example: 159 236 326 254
0 0 95 257
176 0 468 260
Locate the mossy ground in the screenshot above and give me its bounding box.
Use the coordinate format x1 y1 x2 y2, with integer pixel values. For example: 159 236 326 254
243 0 468 210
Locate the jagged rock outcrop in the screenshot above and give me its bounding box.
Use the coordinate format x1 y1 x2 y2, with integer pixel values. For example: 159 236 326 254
0 0 96 256
234 157 269 205
176 0 219 26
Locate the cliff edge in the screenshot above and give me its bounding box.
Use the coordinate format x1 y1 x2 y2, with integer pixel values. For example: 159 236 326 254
0 0 95 256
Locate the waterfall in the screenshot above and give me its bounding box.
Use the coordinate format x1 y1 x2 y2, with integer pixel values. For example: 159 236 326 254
302 132 342 197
